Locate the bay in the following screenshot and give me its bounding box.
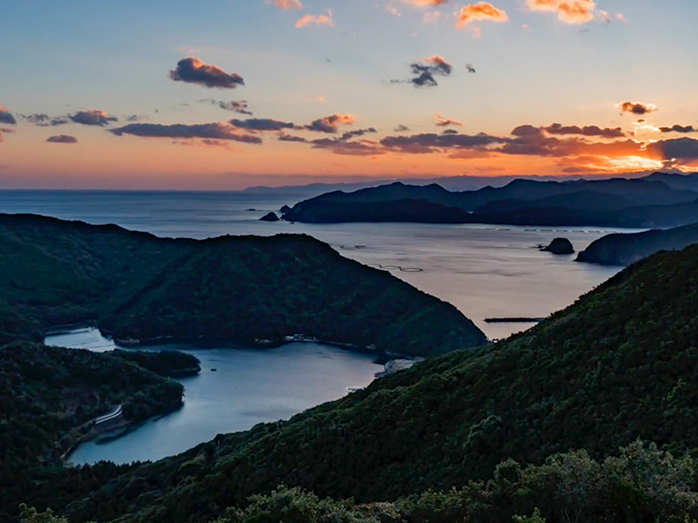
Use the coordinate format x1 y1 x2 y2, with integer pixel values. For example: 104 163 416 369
46 328 382 465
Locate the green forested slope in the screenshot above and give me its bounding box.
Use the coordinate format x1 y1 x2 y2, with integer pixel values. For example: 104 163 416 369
58 245 698 523
0 343 184 522
0 214 486 355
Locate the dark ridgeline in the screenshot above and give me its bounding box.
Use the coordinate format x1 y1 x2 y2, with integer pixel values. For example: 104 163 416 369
35 243 698 523
284 172 698 227
0 213 486 356
577 222 698 266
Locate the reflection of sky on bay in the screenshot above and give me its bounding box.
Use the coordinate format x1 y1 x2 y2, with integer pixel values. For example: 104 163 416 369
48 328 382 465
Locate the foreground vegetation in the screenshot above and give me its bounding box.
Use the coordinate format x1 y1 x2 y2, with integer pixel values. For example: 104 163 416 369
0 343 186 522
11 215 698 522
0 214 485 356
20 441 698 523
10 243 695 523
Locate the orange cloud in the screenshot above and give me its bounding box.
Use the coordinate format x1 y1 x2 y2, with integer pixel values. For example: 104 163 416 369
456 2 508 29
620 101 658 115
527 0 598 25
436 114 463 127
295 10 333 28
271 0 302 10
392 0 448 6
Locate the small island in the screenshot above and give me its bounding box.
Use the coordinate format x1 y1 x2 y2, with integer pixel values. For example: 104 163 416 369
540 237 574 255
260 212 280 222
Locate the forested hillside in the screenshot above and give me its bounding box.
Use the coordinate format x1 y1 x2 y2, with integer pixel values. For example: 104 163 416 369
46 244 698 523
0 214 486 356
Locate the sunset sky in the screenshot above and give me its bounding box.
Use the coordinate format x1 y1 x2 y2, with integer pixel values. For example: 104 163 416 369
2 0 698 189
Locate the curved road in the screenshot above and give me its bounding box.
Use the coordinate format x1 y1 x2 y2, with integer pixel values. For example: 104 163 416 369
94 404 122 425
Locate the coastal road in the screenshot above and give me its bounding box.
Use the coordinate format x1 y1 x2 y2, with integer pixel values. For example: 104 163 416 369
94 404 123 425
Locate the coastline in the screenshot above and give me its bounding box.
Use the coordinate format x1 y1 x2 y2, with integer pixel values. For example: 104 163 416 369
61 399 184 465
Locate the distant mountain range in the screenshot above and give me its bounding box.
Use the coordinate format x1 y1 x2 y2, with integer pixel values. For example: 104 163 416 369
283 172 698 228
242 172 658 196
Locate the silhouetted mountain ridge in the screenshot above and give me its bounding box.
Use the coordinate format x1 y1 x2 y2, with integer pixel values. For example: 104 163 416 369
283 173 698 227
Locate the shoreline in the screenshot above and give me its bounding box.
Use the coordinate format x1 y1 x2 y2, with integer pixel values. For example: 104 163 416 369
45 323 411 364
61 399 183 465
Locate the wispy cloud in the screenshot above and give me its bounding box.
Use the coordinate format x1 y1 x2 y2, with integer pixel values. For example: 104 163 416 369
391 0 448 6
22 113 70 126
660 124 697 134
200 99 253 115
295 9 333 28
110 122 262 144
436 114 463 127
46 135 78 144
270 0 302 10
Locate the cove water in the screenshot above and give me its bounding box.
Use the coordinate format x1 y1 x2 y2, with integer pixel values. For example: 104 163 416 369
46 328 382 465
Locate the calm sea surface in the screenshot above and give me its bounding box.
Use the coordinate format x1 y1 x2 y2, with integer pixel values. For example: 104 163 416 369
6 189 631 464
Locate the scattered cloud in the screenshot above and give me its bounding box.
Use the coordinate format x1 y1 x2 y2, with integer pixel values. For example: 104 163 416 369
304 114 356 133
230 118 297 131
169 57 244 89
271 0 303 10
381 132 505 154
543 123 624 138
619 101 657 115
21 113 69 126
295 9 333 28
311 139 386 156
0 105 17 125
125 115 147 122
659 124 697 134
69 110 118 126
436 114 463 127
110 122 262 144
200 99 253 115
391 0 448 6
339 128 377 140
423 11 441 23
278 133 308 142
526 0 600 25
394 55 453 87
455 2 508 29
394 124 411 132
46 135 78 144
466 63 476 73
